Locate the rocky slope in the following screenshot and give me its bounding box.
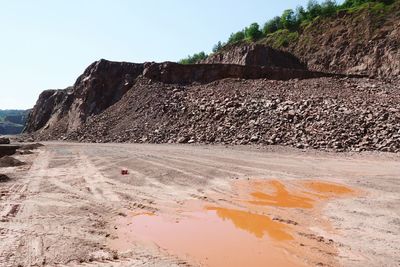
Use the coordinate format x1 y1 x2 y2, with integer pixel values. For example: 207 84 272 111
72 77 400 152
265 1 400 79
208 2 400 80
25 60 144 133
29 73 400 152
25 57 340 136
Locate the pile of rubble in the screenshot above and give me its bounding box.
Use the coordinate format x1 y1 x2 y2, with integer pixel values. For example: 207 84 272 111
60 76 400 152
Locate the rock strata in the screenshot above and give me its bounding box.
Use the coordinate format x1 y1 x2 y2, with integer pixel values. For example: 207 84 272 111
201 44 307 69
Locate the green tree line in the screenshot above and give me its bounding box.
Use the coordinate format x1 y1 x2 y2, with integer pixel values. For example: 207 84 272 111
179 0 395 64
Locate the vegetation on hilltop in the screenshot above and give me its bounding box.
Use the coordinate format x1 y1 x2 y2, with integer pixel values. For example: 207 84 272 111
178 52 208 65
179 0 396 64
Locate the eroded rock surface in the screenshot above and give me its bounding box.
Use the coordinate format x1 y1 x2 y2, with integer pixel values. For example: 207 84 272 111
201 44 307 69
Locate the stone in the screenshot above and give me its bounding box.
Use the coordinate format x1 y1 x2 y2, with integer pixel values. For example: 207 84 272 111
0 137 10 144
250 135 259 142
0 156 25 167
0 174 10 182
177 136 189 144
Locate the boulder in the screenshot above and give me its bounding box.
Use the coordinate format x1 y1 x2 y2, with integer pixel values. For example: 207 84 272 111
0 156 25 167
0 174 10 182
0 145 20 158
0 137 10 144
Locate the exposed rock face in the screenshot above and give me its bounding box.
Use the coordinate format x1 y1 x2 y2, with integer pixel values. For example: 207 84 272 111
25 56 338 136
67 60 144 130
201 44 307 69
25 60 145 134
142 62 337 85
24 89 72 133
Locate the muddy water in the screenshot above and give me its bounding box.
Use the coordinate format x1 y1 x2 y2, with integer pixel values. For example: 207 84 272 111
110 180 356 266
246 180 355 208
111 208 302 267
249 180 314 208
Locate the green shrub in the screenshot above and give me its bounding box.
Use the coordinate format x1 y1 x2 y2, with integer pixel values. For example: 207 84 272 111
266 30 299 48
179 51 208 64
212 41 224 53
227 31 245 44
244 23 263 41
263 16 282 35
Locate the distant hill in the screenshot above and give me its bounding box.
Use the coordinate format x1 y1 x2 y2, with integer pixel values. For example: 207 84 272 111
0 110 29 135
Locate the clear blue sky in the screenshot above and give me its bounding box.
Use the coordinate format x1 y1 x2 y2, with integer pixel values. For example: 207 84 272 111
0 0 314 109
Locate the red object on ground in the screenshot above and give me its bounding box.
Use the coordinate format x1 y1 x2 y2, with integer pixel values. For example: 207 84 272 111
121 169 129 175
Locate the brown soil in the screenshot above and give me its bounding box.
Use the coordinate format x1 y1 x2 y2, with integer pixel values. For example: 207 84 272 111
0 142 399 266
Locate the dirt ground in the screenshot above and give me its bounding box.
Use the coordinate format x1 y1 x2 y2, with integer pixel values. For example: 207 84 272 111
0 142 399 267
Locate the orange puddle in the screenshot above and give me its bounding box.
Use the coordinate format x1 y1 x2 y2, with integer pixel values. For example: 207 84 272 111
303 181 355 195
206 206 293 240
111 207 302 267
235 180 356 209
249 180 314 208
110 180 356 267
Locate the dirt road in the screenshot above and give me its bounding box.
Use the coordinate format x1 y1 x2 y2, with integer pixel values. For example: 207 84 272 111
0 142 399 266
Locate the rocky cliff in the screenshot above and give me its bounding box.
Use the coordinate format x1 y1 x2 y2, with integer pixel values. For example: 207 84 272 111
24 89 72 133
25 60 144 134
25 55 341 136
25 56 400 152
201 44 307 69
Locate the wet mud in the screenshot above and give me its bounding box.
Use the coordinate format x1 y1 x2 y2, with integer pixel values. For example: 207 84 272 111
110 179 357 266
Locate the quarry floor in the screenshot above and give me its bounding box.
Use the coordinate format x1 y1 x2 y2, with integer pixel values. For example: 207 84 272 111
0 142 399 267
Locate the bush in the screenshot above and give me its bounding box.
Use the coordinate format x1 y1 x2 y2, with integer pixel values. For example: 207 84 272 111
281 9 299 31
244 23 263 41
263 16 282 35
212 41 224 53
227 31 245 44
179 51 208 64
267 30 300 48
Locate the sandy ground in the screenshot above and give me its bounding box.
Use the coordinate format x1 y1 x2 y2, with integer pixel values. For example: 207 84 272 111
0 142 399 266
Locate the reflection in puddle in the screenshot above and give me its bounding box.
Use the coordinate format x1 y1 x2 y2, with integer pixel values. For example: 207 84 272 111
111 207 302 267
249 180 314 208
206 206 293 240
304 181 354 195
110 180 356 267
243 180 355 209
